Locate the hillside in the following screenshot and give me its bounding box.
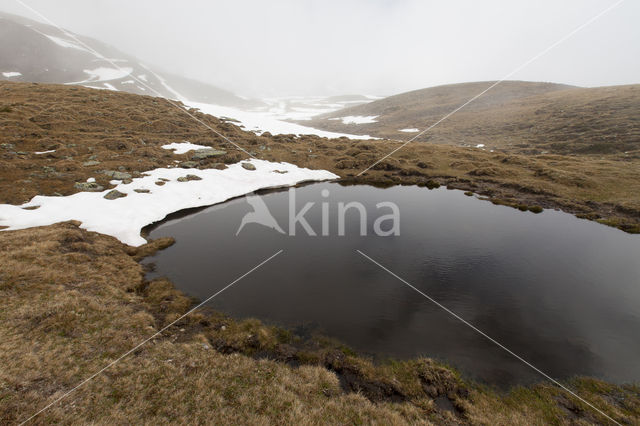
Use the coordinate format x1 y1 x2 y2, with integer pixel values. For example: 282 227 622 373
306 81 640 155
0 12 258 107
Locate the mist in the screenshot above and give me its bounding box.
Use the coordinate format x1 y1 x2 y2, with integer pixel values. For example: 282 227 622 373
1 0 639 98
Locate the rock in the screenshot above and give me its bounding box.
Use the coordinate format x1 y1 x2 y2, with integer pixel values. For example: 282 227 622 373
42 166 56 174
104 190 127 200
74 182 104 192
155 181 166 186
0 143 15 150
178 174 202 183
83 160 101 167
273 170 288 174
241 162 256 171
190 148 226 160
213 163 227 170
103 170 132 180
122 178 133 184
179 161 199 169
134 188 150 193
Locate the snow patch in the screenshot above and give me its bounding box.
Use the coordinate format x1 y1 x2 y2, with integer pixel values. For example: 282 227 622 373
476 144 485 148
0 160 338 246
162 142 210 154
331 115 378 125
35 150 56 155
43 34 96 56
399 128 419 133
2 72 22 78
68 67 133 85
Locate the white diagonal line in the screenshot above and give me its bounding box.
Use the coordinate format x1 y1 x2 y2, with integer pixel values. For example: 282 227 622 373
19 249 284 425
13 0 256 159
357 0 626 176
356 249 620 426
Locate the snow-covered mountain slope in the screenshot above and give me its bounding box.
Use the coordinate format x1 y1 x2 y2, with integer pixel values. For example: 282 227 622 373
0 12 257 107
0 12 376 139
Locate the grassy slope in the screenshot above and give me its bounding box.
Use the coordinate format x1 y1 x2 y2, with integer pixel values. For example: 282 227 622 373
1 81 639 231
306 81 640 156
1 81 640 423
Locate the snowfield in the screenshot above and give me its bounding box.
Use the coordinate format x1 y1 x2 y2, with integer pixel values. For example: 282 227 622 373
2 72 22 78
399 128 419 133
0 160 338 246
186 101 374 139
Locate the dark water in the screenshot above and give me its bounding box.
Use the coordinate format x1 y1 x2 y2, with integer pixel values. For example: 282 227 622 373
145 183 640 388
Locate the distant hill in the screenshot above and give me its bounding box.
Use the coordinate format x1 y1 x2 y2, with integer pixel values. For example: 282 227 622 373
0 12 260 108
306 81 640 155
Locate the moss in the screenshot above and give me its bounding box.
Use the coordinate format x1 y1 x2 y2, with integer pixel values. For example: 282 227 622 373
464 191 473 196
528 205 544 214
425 180 440 189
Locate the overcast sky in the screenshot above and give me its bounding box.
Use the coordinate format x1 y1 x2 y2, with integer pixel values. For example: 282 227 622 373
1 0 639 97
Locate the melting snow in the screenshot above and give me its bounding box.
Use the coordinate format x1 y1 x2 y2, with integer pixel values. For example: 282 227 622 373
187 101 374 139
399 128 419 133
2 72 22 78
162 142 210 154
0 160 338 246
476 144 485 148
34 150 56 155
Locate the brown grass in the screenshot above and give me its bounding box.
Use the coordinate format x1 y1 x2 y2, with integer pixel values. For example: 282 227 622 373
306 81 640 156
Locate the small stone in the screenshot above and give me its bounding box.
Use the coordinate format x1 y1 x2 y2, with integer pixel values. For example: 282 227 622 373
134 189 150 193
213 163 227 170
273 170 288 174
103 170 132 180
241 162 256 171
177 177 188 182
83 160 100 167
104 190 127 200
0 143 15 150
179 161 198 169
190 148 226 160
186 174 202 181
155 181 166 186
74 182 104 192
122 178 133 184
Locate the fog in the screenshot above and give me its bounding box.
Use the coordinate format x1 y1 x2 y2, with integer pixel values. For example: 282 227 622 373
1 0 639 97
